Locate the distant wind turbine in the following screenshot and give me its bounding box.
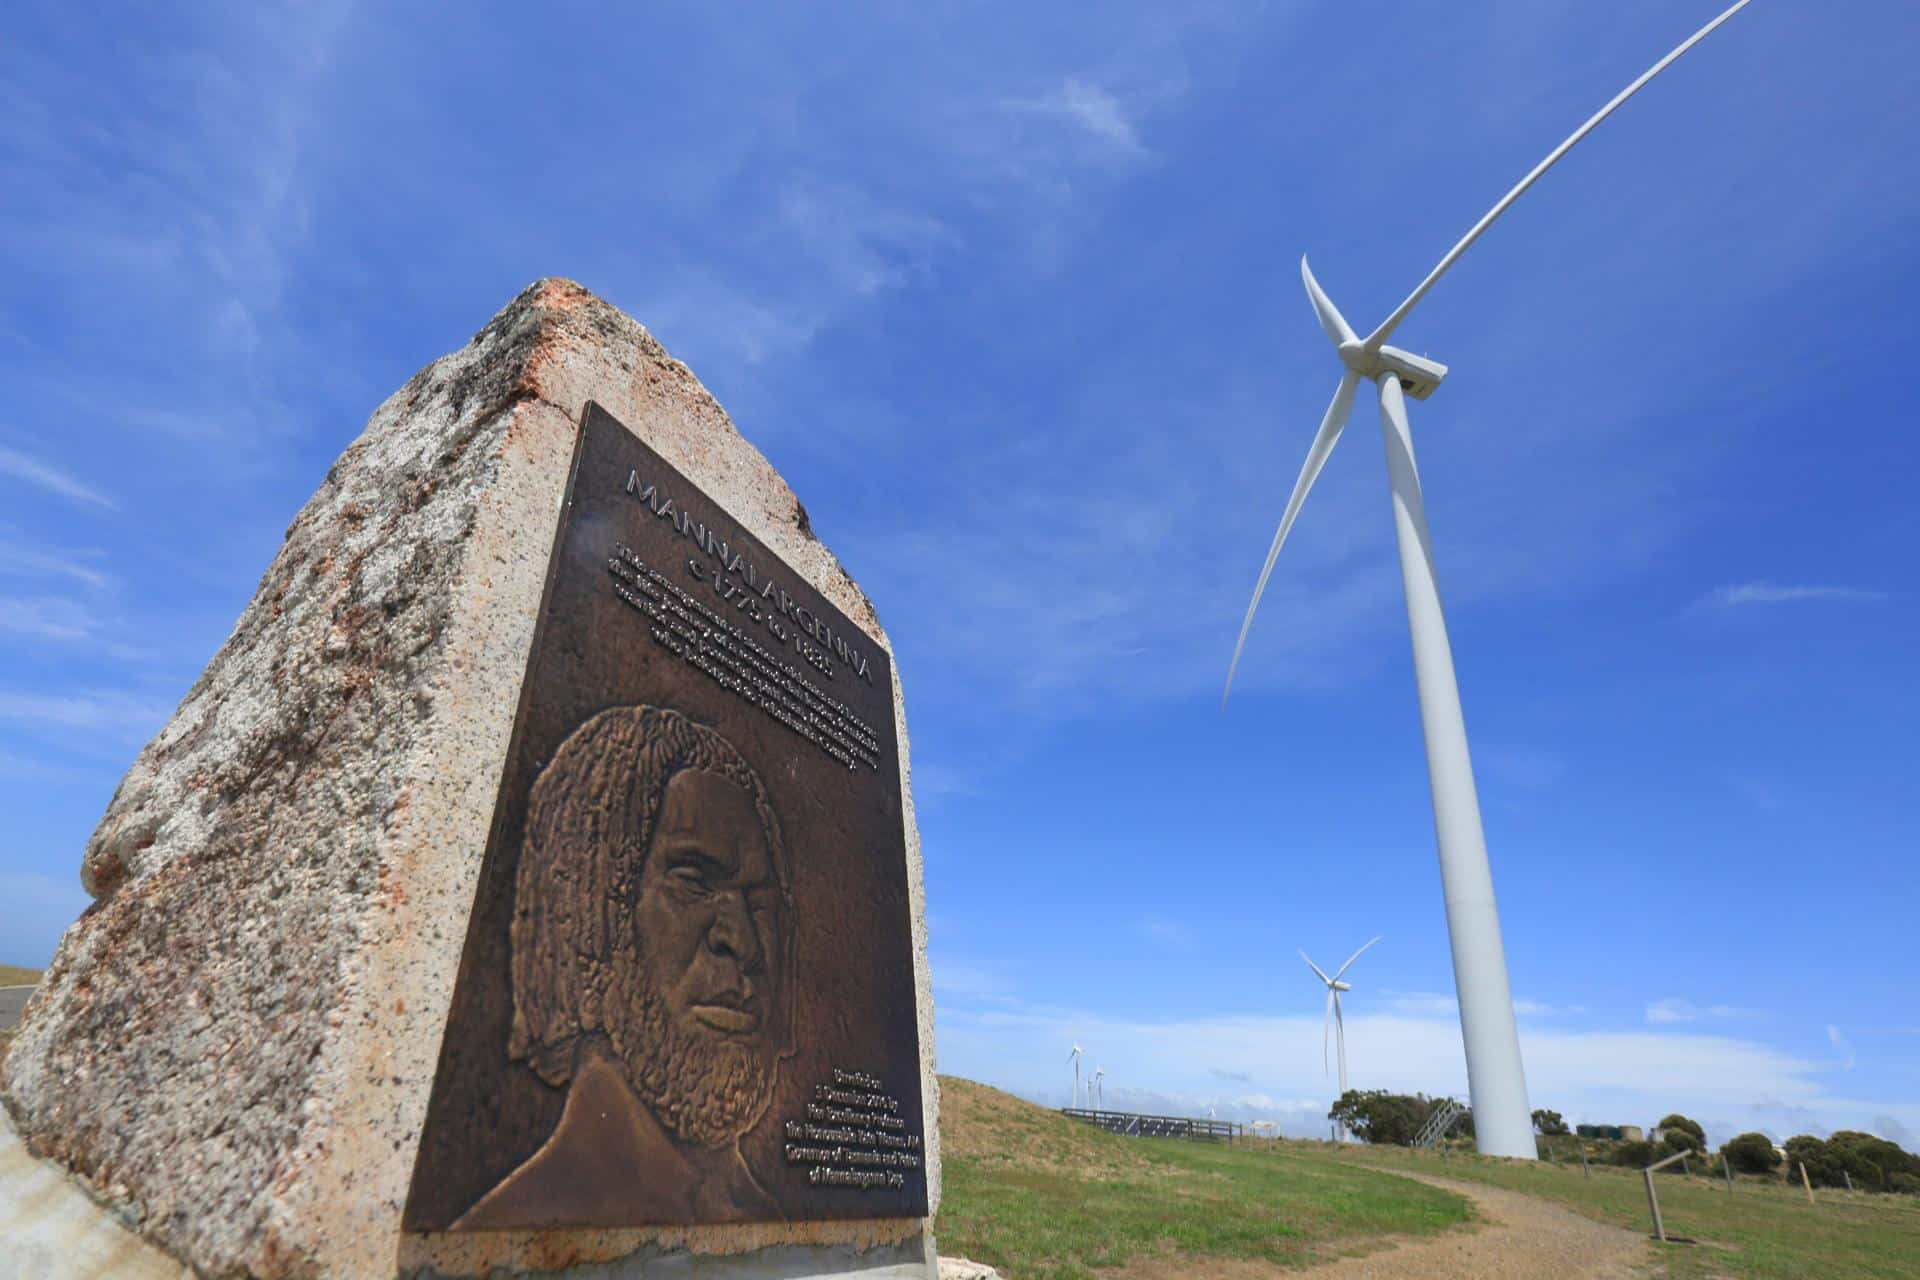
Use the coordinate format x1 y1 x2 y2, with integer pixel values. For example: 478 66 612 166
1067 1044 1085 1109
1222 0 1753 1160
1302 936 1380 1115
1092 1066 1106 1112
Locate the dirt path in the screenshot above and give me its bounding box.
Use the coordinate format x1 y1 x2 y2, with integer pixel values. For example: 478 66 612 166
1294 1171 1654 1280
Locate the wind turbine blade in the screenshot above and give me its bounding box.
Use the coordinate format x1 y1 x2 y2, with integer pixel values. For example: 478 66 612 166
1301 256 1356 347
1300 950 1333 986
1361 0 1752 354
1223 370 1361 707
1323 989 1335 1075
1332 935 1383 982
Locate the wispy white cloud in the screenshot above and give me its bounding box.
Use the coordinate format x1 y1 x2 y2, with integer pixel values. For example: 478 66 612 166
0 597 94 641
777 180 953 300
0 750 90 783
0 444 117 509
1000 78 1147 155
0 689 174 743
1646 997 1762 1025
0 536 111 590
1697 582 1888 609
1139 914 1190 945
1828 1024 1856 1071
908 762 977 802
1384 990 1579 1018
639 182 953 372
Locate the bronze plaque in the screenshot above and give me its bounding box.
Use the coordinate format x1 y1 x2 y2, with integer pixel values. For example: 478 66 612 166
404 402 926 1230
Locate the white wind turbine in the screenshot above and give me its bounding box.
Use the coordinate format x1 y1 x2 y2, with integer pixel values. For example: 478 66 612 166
1303 937 1379 1140
1222 0 1752 1160
1067 1043 1085 1109
1092 1066 1106 1112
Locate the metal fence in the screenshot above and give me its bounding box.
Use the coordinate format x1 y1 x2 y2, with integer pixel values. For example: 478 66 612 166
1060 1107 1242 1143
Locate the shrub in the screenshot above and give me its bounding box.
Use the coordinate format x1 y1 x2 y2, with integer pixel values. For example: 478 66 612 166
1784 1135 1863 1189
1611 1139 1656 1168
1827 1131 1920 1190
1889 1171 1920 1196
1722 1132 1782 1174
1532 1109 1569 1136
1657 1114 1706 1154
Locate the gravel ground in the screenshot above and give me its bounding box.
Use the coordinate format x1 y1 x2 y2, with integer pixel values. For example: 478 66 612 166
1294 1171 1655 1280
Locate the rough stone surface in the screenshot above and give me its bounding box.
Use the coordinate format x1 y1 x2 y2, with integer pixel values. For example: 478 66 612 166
0 280 939 1279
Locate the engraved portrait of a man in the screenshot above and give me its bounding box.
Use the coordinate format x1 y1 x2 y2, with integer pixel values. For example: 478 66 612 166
456 705 796 1228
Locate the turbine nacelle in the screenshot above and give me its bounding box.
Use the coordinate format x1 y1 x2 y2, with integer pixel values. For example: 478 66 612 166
1333 330 1448 400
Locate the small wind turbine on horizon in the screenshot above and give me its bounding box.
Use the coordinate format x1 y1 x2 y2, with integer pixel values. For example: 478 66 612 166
1221 0 1753 1160
1092 1066 1106 1111
1067 1043 1085 1109
1303 937 1380 1141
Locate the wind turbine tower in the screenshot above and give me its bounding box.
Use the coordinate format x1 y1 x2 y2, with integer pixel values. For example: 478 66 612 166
1223 1 1752 1159
1067 1043 1085 1109
1303 936 1379 1138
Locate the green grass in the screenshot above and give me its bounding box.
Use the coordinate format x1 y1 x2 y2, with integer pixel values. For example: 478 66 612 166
933 1079 1472 1279
1341 1143 1920 1280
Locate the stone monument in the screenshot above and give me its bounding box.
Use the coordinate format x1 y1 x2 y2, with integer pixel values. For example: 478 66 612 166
0 281 940 1279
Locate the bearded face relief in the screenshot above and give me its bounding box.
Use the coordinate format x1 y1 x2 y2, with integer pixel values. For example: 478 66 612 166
440 706 800 1228
613 768 788 1150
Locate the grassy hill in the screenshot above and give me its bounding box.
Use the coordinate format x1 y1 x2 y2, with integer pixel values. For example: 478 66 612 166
932 1077 1471 1279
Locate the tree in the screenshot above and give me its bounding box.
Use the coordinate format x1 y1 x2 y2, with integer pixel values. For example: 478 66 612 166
1532 1109 1569 1136
1721 1132 1782 1174
1328 1090 1442 1147
1826 1131 1920 1191
1784 1135 1855 1189
1657 1113 1706 1155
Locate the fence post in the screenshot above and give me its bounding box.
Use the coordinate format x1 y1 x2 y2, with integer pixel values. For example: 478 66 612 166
1580 1147 1590 1178
1799 1161 1816 1204
1641 1148 1689 1242
1722 1153 1733 1193
1842 1170 1853 1193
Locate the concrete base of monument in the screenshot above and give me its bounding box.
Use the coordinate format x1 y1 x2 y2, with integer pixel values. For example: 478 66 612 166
406 1238 939 1279
3 1092 936 1280
1 1107 195 1279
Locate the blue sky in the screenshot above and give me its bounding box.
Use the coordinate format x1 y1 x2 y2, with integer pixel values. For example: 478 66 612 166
3 1 1915 1149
